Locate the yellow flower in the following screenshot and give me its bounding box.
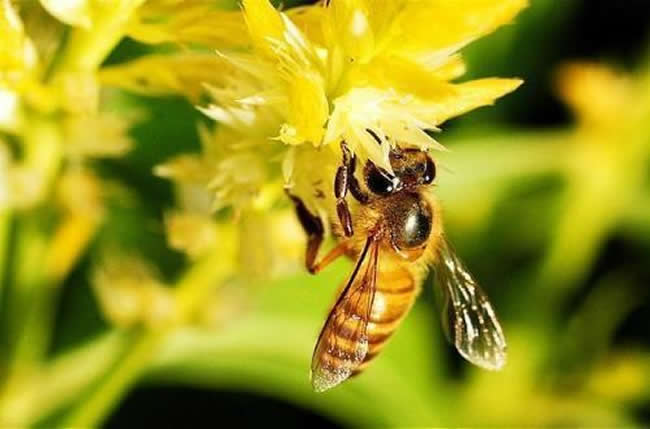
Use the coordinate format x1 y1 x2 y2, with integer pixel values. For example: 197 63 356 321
92 251 178 329
164 211 220 259
155 124 283 212
195 0 524 214
201 0 526 165
102 0 524 228
0 0 145 212
62 110 138 159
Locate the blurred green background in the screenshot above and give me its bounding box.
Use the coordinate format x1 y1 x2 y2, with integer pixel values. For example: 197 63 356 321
4 0 650 427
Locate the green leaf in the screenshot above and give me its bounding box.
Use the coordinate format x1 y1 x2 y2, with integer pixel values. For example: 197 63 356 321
149 265 454 427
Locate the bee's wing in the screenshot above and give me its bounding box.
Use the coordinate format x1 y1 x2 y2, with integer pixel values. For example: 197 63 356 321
311 233 381 392
433 238 507 370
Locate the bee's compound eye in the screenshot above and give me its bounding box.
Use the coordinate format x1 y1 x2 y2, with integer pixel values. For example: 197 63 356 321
422 157 436 185
366 167 397 195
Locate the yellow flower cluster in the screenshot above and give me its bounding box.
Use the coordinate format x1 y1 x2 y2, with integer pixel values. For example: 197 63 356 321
104 0 526 220
0 0 138 212
0 0 528 346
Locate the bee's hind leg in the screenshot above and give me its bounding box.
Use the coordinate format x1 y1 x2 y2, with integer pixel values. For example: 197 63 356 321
288 193 346 274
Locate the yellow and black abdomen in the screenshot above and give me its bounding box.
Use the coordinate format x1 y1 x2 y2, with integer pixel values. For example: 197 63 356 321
355 262 420 374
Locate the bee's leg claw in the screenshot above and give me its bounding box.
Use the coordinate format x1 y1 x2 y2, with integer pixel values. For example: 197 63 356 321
309 241 347 274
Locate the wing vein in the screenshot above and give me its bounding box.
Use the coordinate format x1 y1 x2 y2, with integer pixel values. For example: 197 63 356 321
434 238 507 371
311 232 381 392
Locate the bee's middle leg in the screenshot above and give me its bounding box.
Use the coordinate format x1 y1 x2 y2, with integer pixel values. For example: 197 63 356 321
288 193 346 274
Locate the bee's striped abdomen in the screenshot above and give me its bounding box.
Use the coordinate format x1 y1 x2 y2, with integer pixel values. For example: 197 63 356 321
354 265 419 374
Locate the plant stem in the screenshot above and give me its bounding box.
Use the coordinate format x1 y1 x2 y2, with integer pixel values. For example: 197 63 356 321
0 209 12 320
5 215 48 370
0 332 127 426
59 246 235 428
28 215 101 364
0 115 64 390
51 0 146 76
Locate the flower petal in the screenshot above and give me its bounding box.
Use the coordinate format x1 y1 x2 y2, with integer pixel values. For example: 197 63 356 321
100 53 234 102
127 1 246 48
40 0 93 28
1 0 39 80
354 55 461 99
0 88 20 131
324 87 445 171
431 54 467 81
288 5 327 48
390 0 528 56
413 77 523 125
62 112 138 158
242 0 285 56
322 0 404 63
279 73 329 146
164 211 219 259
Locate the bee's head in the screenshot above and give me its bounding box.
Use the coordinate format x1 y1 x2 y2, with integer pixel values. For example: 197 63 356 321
363 148 436 196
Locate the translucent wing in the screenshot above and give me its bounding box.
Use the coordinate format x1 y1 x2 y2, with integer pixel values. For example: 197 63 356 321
311 234 380 392
433 238 507 370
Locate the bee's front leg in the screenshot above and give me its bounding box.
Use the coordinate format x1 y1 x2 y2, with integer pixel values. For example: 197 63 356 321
335 141 369 236
347 147 369 204
287 193 346 274
335 143 354 237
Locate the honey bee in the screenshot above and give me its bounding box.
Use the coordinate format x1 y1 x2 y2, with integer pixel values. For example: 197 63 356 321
289 141 507 392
